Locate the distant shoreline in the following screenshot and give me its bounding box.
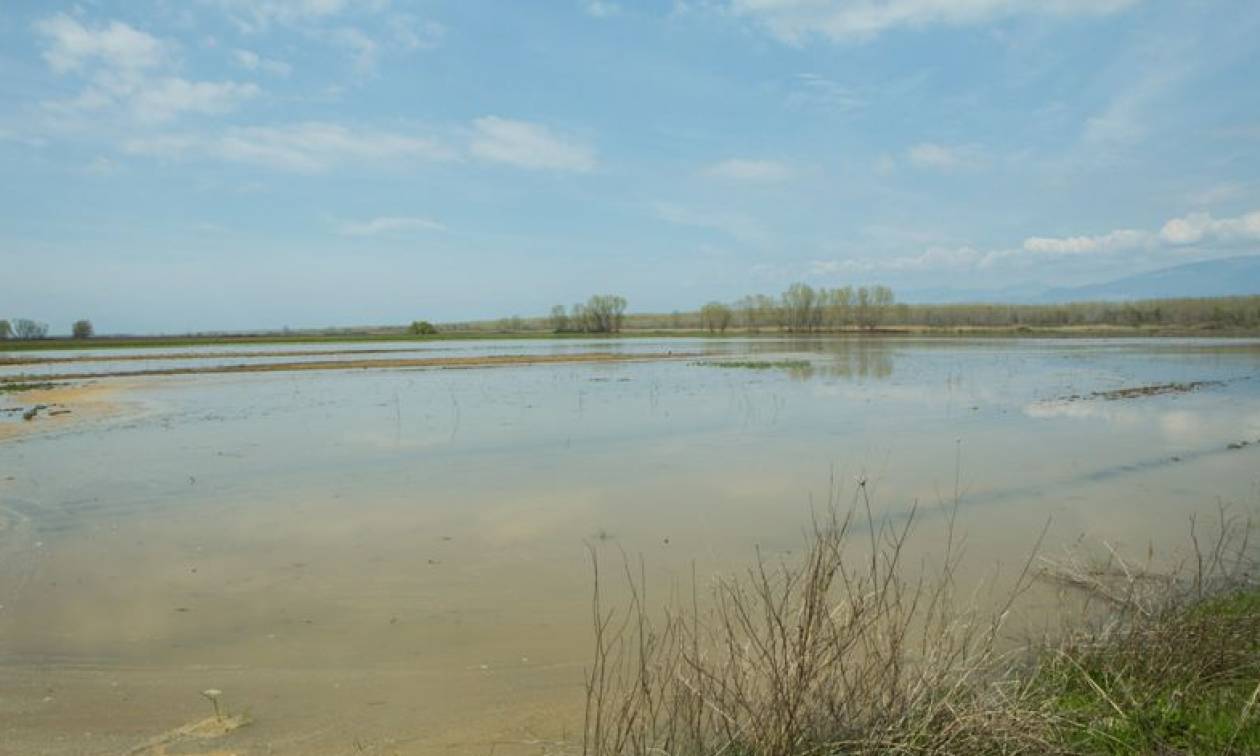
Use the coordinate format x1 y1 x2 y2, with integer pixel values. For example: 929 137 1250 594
4 324 1260 352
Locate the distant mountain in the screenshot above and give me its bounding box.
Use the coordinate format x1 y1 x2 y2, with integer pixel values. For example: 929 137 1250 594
897 255 1260 305
1039 255 1260 303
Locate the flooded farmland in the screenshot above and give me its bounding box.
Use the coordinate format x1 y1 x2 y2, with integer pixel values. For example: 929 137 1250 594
2 337 1259 754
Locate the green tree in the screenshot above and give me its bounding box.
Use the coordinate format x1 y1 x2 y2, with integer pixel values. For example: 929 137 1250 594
72 319 94 339
408 320 438 335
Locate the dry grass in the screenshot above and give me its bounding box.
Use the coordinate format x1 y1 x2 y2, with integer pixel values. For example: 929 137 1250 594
579 491 1258 755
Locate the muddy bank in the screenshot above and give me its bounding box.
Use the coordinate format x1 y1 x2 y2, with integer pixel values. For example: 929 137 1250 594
0 351 697 384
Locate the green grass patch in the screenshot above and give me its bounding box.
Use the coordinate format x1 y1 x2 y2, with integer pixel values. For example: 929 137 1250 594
0 381 57 393
1029 589 1260 754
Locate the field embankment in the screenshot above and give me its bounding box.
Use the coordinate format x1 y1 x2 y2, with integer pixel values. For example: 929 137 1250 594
0 351 698 384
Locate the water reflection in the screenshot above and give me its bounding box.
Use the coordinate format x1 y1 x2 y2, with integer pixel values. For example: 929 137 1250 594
2 336 1259 754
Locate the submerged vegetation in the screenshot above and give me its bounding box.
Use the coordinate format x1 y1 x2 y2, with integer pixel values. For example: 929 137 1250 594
694 359 812 371
0 381 56 393
581 491 1259 755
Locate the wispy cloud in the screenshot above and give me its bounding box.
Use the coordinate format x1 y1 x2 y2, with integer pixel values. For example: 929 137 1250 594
906 142 982 171
35 14 259 123
1187 182 1248 207
388 15 446 50
1023 229 1153 255
785 73 866 113
705 158 793 181
210 0 373 33
232 48 292 77
339 216 446 237
35 13 166 73
583 1 622 18
812 246 990 275
653 202 768 243
125 122 456 172
469 117 596 172
809 206 1260 280
719 0 1140 44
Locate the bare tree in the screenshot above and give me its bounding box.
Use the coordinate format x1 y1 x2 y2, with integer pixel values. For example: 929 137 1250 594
782 283 820 332
549 305 570 333
72 319 94 339
13 319 48 340
823 286 853 330
0 320 11 340
699 301 733 334
583 295 628 333
571 303 591 332
870 285 895 329
735 295 759 332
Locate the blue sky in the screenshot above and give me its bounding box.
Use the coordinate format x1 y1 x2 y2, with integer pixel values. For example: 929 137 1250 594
2 0 1259 334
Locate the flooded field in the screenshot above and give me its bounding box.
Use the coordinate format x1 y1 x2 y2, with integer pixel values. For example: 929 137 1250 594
2 337 1259 754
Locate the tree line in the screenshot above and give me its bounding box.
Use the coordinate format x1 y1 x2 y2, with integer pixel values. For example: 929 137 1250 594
0 319 94 340
549 295 628 333
699 284 897 334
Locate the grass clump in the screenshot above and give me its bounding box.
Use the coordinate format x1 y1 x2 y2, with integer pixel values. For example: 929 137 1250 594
0 381 56 393
581 492 1258 755
1029 592 1260 754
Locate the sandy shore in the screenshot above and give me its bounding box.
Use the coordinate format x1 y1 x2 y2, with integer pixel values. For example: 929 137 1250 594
0 381 126 443
0 350 697 384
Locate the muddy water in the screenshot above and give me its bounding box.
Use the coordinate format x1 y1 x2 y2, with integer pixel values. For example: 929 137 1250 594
1 337 1259 754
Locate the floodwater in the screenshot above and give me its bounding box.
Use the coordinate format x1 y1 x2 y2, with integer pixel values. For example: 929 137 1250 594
1 337 1258 754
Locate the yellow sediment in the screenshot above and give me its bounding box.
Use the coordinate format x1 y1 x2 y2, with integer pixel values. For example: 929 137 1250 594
0 381 126 443
0 351 698 384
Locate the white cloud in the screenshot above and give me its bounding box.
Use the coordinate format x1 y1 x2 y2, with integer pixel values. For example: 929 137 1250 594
1023 229 1152 255
797 204 1260 283
721 0 1140 44
389 15 446 50
339 216 446 236
232 49 293 77
1160 210 1260 246
583 1 622 17
83 156 119 176
131 78 261 122
125 122 456 172
653 202 768 243
325 26 380 73
469 117 596 172
211 0 368 32
785 73 866 113
1187 182 1248 207
906 142 980 171
812 246 988 274
35 14 259 124
34 14 165 73
706 158 793 181
1021 209 1260 257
